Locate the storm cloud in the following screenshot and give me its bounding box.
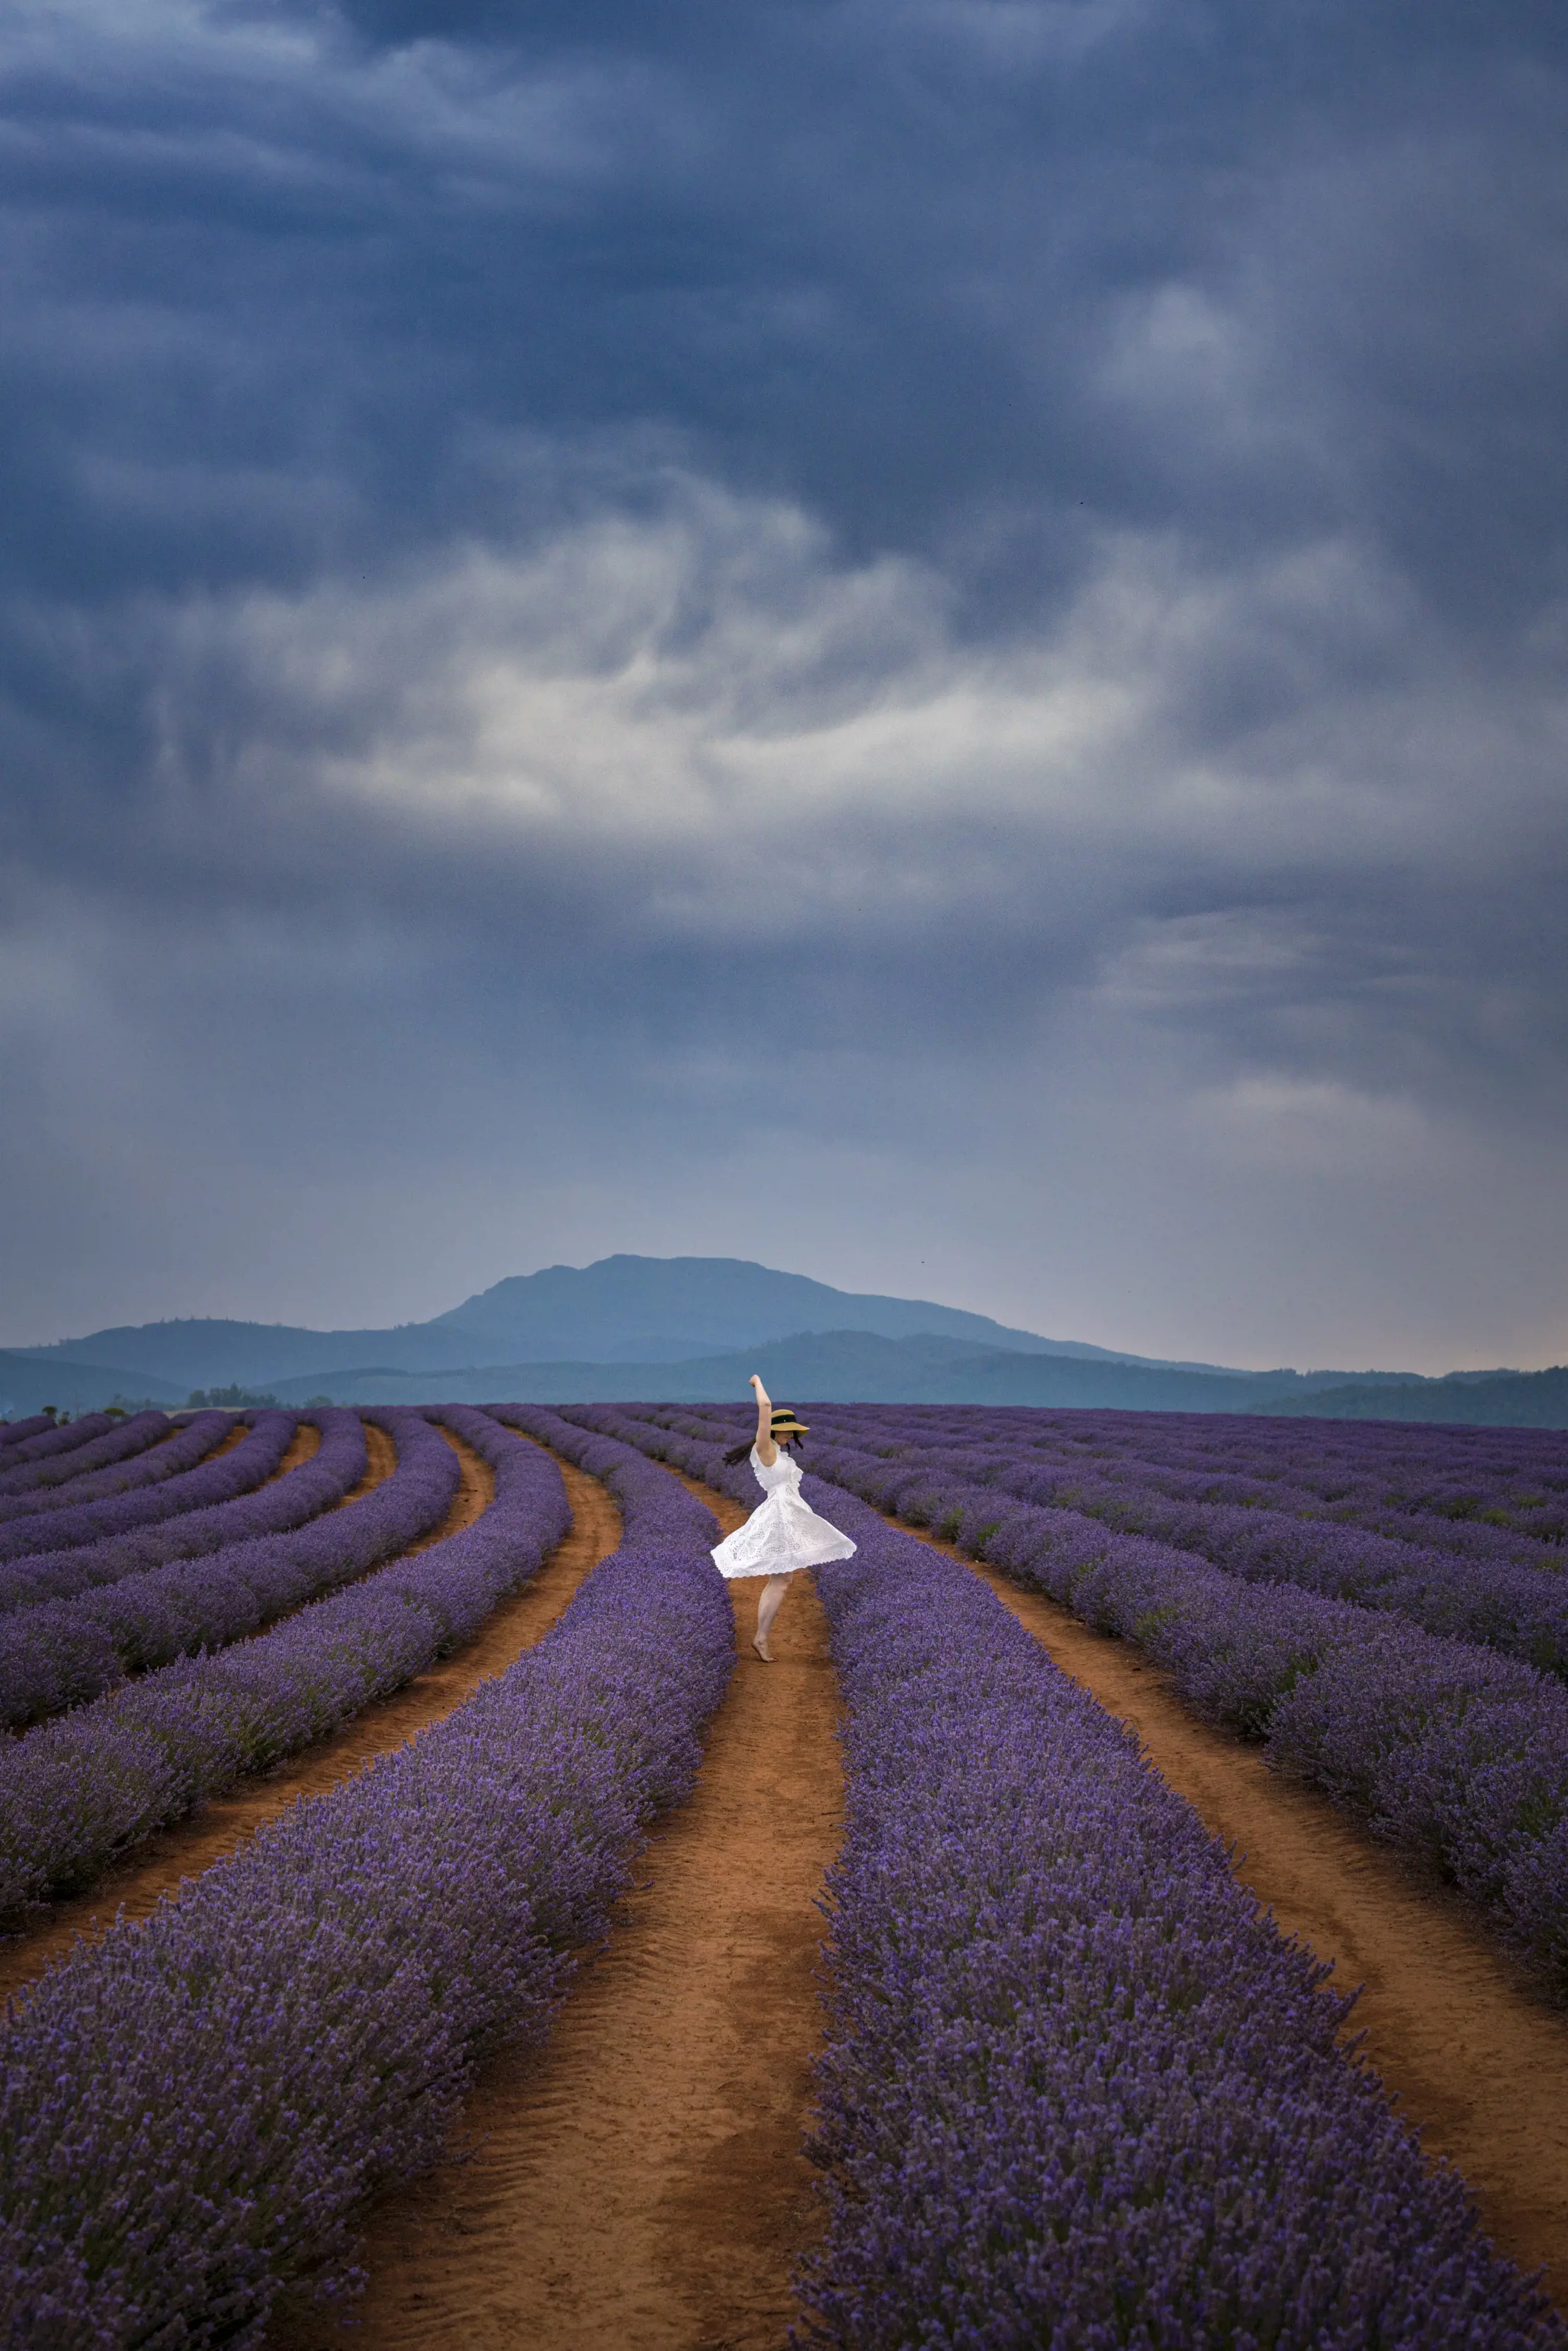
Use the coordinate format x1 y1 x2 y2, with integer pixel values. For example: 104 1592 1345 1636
2 0 1566 1370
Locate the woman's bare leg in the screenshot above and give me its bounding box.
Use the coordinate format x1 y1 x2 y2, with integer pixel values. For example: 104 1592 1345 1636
753 1574 791 1661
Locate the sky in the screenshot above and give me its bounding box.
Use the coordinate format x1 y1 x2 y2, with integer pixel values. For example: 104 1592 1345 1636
1 0 1566 1372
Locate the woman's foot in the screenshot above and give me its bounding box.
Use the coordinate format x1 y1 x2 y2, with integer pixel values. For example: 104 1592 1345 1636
752 1635 774 1662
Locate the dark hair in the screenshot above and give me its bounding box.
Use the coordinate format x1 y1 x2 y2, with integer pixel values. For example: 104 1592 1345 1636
722 1432 804 1467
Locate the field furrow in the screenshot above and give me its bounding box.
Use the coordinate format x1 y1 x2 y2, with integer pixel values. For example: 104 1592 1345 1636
0 1435 613 2008
266 1417 321 1478
0 1421 734 2343
277 1466 842 2351
594 1422 1568 2327
942 1524 1568 2306
614 1405 1568 1987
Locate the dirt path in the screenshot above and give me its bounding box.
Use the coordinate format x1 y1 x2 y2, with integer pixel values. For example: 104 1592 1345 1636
287 1473 844 2351
0 1437 617 2008
855 1510 1568 2306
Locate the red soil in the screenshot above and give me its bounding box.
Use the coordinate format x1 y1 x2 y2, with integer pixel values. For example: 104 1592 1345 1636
275 1471 844 2351
899 1514 1568 2307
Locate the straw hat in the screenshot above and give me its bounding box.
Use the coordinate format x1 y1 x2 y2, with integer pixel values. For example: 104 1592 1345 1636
770 1407 810 1437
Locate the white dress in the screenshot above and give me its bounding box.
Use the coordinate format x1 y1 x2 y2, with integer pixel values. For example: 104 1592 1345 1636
710 1446 858 1579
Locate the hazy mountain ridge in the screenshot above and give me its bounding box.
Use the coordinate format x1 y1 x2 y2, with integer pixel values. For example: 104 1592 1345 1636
13 1255 1247 1392
3 1257 1557 1426
255 1329 1291 1410
0 1350 186 1416
248 1337 1568 1425
1257 1368 1568 1427
426 1257 1241 1371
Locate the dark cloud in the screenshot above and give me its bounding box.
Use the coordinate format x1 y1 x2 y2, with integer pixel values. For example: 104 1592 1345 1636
1 0 1565 1365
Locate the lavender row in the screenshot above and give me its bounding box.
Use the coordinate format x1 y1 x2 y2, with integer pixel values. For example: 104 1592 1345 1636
0 1410 565 1918
803 1404 1567 1571
0 1408 304 1570
0 1418 732 2347
484 1399 731 1524
0 1410 119 1471
0 1411 341 1616
839 1402 1568 1543
797 1487 1562 2349
0 1415 55 1452
0 1411 453 1728
0 1411 227 1531
791 1411 1568 1680
0 1410 176 1504
631 1399 1568 1681
791 1400 1568 1544
959 1398 1568 1492
556 1404 758 1509
602 1406 1568 1992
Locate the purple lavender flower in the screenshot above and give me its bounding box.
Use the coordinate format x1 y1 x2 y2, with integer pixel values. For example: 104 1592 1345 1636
0 1411 731 2347
794 1492 1564 2347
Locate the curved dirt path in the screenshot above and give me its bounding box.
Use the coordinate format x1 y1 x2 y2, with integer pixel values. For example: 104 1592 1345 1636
281 1471 844 2351
255 1416 321 1478
339 1415 390 1499
0 1435 616 2007
870 1509 1568 2307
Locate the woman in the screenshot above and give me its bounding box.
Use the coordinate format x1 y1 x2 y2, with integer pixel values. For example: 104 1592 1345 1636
711 1373 856 1660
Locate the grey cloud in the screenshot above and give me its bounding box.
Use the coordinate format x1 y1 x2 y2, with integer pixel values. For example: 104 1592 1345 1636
1 0 1566 1364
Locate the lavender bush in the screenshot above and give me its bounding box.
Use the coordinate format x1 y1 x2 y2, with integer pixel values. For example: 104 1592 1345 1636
0 1409 306 1571
0 1414 731 2347
785 1420 1568 1681
557 1404 761 1513
486 1399 745 1521
0 1412 117 1471
804 1402 1568 1548
0 1417 55 1453
0 1410 571 1914
0 1413 345 1617
797 1488 1564 2348
598 1405 1568 1991
0 1414 230 1533
801 1405 1567 1574
0 1410 178 1505
0 1411 456 1728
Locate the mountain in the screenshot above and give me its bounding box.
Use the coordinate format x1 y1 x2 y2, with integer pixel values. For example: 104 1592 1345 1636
1251 1366 1568 1428
13 1255 1247 1394
263 1330 1341 1413
16 1256 1552 1425
425 1257 1241 1370
9 1318 491 1392
0 1349 184 1417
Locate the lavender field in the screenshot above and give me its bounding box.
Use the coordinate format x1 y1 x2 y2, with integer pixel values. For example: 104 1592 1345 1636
2 1398 1567 2345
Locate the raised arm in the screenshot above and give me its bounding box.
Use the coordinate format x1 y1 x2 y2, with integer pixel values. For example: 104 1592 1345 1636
750 1373 777 1466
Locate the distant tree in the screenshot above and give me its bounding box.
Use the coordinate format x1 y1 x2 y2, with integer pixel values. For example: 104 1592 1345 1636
186 1385 280 1408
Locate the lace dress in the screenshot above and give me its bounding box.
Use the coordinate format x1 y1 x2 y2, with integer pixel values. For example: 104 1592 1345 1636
710 1446 858 1580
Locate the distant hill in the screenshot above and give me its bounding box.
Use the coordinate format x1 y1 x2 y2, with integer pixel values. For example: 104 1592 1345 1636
0 1349 184 1418
1252 1366 1568 1428
265 1330 1340 1413
266 1341 1568 1424
8 1256 1559 1427
425 1257 1241 1372
13 1255 1248 1394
